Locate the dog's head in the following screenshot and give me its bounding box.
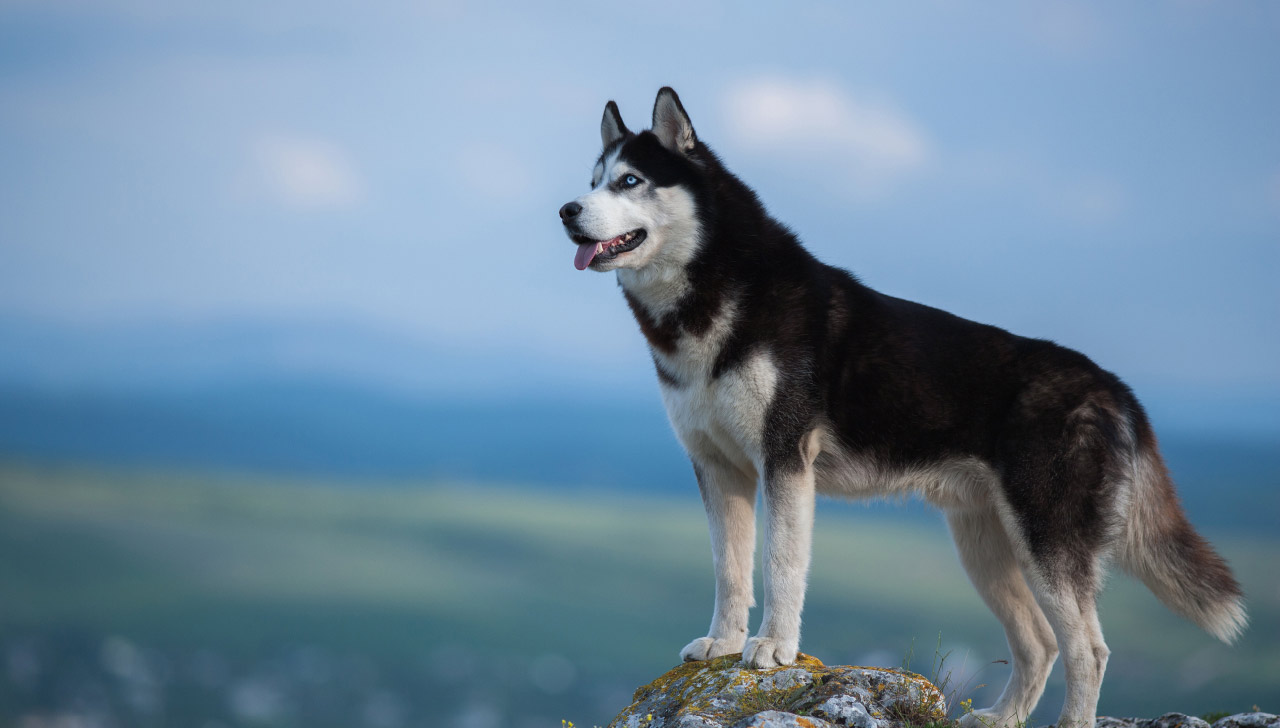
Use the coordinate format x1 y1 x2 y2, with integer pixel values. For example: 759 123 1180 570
559 88 704 274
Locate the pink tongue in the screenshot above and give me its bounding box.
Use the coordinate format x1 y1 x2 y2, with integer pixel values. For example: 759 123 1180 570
574 242 599 271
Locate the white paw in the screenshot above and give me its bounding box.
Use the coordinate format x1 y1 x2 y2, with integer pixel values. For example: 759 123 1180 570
680 635 746 662
742 635 798 669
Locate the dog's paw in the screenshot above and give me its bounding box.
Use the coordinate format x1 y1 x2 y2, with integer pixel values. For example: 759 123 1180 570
742 635 798 669
680 636 745 662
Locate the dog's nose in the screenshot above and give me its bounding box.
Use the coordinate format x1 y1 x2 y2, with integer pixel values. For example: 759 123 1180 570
559 202 582 222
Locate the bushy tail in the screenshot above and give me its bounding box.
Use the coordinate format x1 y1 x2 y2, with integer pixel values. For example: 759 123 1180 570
1120 425 1247 643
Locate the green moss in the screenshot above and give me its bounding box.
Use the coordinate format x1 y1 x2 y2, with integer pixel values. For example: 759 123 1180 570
612 653 949 728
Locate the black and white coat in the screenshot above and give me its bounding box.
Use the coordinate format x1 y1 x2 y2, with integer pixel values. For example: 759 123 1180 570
559 88 1245 728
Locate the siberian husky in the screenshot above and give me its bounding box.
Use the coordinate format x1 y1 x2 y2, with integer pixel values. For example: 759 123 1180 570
557 88 1245 728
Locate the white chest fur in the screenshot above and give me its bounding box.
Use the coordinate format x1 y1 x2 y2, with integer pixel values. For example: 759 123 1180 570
652 302 779 479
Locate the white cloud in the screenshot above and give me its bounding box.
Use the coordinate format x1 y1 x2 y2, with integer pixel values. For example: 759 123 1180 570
252 135 364 210
720 76 930 199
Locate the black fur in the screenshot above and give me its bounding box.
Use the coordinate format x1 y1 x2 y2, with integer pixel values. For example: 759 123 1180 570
609 119 1151 583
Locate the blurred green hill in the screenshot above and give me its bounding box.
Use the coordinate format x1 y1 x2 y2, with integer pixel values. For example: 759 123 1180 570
1 462 1276 727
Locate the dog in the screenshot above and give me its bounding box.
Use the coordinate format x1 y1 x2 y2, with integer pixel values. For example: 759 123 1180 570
558 88 1245 728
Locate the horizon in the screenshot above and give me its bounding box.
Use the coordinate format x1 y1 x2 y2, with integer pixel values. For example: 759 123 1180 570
1 314 1277 442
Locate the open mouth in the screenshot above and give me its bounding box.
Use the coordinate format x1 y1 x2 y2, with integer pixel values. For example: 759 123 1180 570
571 229 647 270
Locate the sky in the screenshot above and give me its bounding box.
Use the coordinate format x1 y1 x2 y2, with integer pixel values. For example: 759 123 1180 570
1 1 1278 427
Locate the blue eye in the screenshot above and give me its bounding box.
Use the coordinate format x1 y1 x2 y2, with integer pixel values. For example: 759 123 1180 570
623 174 640 187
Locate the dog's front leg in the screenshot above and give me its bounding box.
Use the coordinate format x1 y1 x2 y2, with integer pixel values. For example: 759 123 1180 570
744 460 816 668
681 458 758 662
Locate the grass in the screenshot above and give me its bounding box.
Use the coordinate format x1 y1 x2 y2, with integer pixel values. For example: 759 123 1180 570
716 678 823 725
0 461 1276 727
901 633 990 722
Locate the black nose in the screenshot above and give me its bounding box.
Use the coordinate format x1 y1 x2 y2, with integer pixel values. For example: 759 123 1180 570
559 202 582 222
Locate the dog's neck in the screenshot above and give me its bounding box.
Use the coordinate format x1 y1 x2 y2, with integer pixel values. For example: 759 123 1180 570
617 241 747 363
616 258 696 359
616 260 690 320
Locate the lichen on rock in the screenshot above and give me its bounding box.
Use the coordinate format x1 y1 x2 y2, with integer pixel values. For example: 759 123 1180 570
607 653 946 728
810 695 881 728
1086 712 1279 728
1209 714 1280 728
607 654 1277 728
1098 713 1213 728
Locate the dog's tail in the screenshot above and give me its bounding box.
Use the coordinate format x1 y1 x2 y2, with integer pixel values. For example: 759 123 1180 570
1119 417 1247 643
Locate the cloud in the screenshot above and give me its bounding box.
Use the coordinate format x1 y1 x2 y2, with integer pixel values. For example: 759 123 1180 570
719 77 930 199
252 135 364 210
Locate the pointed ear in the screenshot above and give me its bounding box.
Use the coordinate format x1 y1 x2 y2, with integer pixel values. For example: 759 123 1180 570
601 101 629 148
652 87 696 154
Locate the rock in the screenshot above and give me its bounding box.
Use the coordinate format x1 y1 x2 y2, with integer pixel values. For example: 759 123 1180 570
607 654 1275 728
811 695 883 728
1212 714 1280 728
1097 714 1210 728
1089 713 1279 728
1149 714 1212 728
607 653 945 728
730 710 834 728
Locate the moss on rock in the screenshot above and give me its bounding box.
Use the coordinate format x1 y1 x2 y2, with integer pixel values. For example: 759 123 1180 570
608 653 946 728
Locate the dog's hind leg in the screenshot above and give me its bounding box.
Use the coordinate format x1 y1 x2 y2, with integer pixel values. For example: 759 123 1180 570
1022 561 1108 728
995 394 1124 728
681 456 759 662
949 506 1058 728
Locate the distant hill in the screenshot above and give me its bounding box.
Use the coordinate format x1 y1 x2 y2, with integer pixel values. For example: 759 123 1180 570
0 379 687 492
1 316 1276 531
1 377 1276 533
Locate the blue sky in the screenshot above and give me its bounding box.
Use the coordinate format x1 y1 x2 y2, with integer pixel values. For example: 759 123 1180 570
1 2 1277 427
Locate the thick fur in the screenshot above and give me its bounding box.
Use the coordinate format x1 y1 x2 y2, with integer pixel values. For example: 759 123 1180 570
559 88 1246 728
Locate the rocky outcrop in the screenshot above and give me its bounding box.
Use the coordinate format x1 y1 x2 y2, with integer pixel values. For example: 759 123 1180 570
1101 714 1280 728
607 653 946 728
608 654 1277 728
1208 715 1280 728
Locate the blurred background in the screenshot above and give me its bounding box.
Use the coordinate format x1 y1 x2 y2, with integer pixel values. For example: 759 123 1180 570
1 2 1278 727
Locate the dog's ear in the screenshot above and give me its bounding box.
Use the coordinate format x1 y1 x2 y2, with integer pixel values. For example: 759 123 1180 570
652 87 696 154
601 101 629 148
